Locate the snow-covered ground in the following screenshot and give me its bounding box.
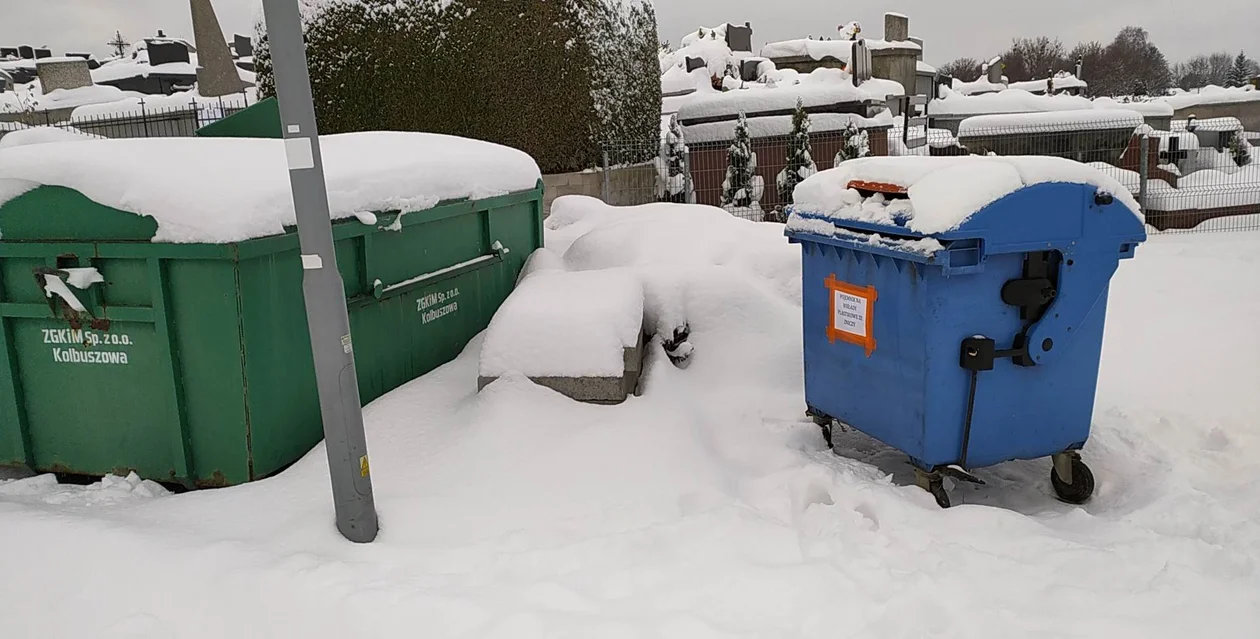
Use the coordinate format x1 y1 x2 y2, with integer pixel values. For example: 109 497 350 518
1 198 1258 637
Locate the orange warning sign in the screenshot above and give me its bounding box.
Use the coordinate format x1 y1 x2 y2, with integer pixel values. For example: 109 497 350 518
825 275 877 357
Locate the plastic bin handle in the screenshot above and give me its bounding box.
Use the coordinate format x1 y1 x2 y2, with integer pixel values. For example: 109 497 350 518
1021 251 1120 367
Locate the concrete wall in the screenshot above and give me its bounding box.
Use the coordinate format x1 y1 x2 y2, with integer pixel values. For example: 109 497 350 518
541 162 658 216
1172 100 1260 132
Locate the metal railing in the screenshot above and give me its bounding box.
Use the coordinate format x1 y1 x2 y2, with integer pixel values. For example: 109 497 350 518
1 95 252 140
602 115 1260 234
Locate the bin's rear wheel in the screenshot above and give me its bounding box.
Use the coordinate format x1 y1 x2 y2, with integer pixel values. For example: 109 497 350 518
928 479 950 509
808 411 834 448
1051 457 1095 504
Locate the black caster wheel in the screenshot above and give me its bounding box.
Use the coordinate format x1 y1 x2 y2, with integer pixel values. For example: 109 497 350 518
1051 457 1095 504
808 410 834 448
928 480 951 509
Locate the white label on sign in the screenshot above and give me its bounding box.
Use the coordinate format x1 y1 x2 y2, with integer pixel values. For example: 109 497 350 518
301 254 323 270
284 137 315 170
833 291 868 337
341 334 353 354
287 124 301 134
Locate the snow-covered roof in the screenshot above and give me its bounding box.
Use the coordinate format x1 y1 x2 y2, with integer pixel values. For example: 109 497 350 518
675 68 900 123
958 110 1144 136
0 132 542 243
69 91 245 119
931 87 1093 116
916 60 936 75
760 37 919 62
33 57 91 66
1164 85 1260 110
789 156 1139 235
1172 117 1244 133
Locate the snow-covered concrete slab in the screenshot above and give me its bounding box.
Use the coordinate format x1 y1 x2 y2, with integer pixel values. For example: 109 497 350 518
478 266 646 404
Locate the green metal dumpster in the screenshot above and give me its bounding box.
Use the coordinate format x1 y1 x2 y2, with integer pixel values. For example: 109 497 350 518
0 181 543 487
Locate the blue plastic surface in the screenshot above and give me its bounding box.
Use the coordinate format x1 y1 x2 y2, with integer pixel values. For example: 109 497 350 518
787 182 1146 470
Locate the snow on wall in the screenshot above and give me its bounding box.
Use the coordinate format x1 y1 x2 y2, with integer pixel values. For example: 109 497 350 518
0 132 542 243
931 87 1094 116
790 155 1140 234
683 111 894 144
1164 85 1260 110
676 68 895 122
1007 72 1088 94
1172 117 1244 133
760 37 919 61
951 77 1008 96
0 126 103 149
958 109 1144 135
1091 97 1175 117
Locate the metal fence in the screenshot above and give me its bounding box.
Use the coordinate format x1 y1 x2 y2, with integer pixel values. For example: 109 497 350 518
2 96 252 140
603 115 1260 234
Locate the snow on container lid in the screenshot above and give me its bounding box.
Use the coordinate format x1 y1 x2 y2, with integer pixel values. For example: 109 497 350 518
958 109 1144 136
789 155 1140 235
0 131 542 244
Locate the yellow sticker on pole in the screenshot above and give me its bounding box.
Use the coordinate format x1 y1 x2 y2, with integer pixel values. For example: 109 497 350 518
359 454 370 477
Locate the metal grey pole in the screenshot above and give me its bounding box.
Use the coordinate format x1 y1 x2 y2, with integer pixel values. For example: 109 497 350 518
1138 134 1149 211
260 0 378 543
602 150 611 203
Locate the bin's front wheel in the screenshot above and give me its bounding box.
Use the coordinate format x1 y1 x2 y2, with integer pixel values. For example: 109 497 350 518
915 469 951 508
1050 456 1095 504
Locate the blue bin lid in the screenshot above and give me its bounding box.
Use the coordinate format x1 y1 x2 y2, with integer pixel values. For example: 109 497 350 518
785 156 1146 254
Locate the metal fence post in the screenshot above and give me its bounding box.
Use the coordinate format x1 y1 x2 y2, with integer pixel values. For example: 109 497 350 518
601 149 611 203
683 149 694 204
1138 134 1149 211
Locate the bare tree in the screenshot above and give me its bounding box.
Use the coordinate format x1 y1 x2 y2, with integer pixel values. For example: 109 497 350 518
1000 37 1070 83
1173 52 1237 89
1068 40 1105 94
940 57 983 82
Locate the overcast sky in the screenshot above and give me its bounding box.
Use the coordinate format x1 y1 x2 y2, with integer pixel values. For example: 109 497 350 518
3 1 1256 66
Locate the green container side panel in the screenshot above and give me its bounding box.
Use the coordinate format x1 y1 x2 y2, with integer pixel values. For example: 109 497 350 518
0 183 543 486
237 249 323 479
0 186 158 242
195 97 282 139
165 259 251 486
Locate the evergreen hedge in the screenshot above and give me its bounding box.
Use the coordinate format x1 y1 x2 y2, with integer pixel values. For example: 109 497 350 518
254 0 660 174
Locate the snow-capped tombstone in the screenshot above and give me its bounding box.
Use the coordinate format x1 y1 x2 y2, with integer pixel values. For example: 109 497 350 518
686 56 707 73
233 34 253 58
725 23 753 53
147 40 190 66
18 45 34 60
0 47 19 59
33 49 52 59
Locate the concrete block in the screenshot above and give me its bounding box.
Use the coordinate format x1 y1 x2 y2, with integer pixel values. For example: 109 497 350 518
36 59 92 92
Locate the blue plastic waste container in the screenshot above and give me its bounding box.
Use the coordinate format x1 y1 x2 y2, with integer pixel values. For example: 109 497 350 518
786 175 1146 508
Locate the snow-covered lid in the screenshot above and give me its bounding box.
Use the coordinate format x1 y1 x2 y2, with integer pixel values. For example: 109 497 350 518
0 132 542 244
958 109 1144 136
790 156 1140 235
